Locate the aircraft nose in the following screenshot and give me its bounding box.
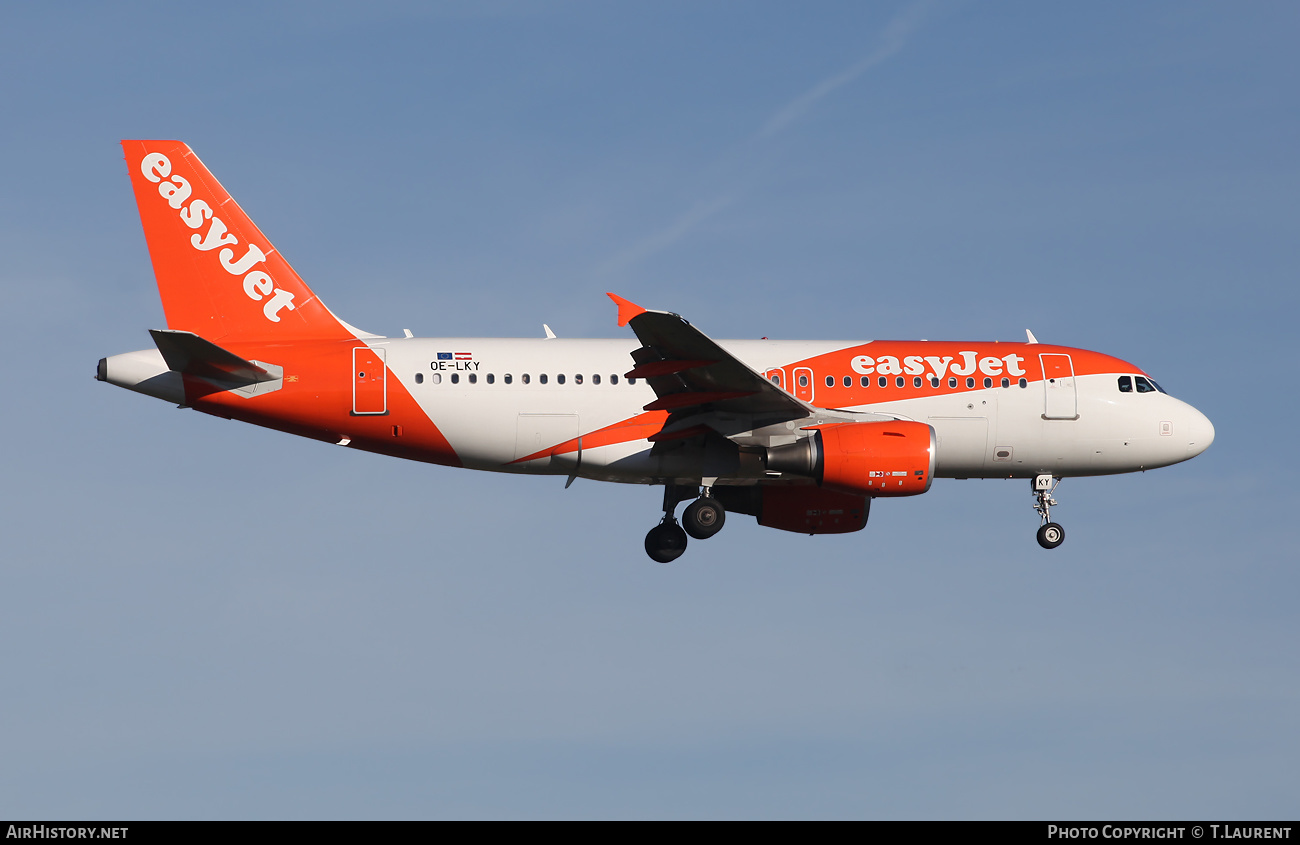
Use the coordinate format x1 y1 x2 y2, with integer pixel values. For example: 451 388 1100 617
1185 406 1215 458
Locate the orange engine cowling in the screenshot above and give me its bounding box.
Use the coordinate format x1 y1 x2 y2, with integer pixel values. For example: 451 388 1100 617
765 421 936 497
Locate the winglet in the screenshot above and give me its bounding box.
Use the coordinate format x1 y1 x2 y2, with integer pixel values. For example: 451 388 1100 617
607 293 647 327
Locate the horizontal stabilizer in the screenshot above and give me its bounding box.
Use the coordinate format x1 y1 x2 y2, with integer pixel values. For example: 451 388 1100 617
149 329 275 384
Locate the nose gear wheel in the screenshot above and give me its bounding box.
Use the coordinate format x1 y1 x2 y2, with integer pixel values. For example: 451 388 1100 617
1036 522 1065 549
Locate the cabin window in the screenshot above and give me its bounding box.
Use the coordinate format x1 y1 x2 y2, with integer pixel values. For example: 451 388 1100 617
771 375 779 384
468 373 477 384
983 377 992 388
628 377 636 385
557 374 565 385
948 377 957 388
878 376 887 388
1118 376 1133 393
843 376 851 387
1135 376 1156 394
486 373 495 384
1019 378 1028 388
930 377 940 388
504 374 513 385
540 374 548 384
1001 377 1009 388
415 373 424 384
966 377 975 388
825 376 834 388
611 375 619 385
913 376 922 388
450 373 459 384
592 374 600 385
522 374 530 384
798 375 808 387
431 373 442 384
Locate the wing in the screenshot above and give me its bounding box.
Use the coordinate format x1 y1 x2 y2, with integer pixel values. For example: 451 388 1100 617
608 294 814 444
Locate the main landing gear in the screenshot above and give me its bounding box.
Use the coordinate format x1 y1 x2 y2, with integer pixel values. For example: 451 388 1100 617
644 519 688 563
683 496 725 540
644 483 727 562
1033 474 1065 550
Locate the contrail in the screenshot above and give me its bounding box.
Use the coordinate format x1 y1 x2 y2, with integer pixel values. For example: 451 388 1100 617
758 1 932 138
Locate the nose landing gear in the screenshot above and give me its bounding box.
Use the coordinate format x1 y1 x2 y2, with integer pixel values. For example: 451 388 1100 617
1032 474 1065 549
644 483 728 561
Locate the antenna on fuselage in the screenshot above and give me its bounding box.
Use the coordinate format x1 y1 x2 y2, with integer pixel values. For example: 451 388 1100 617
1025 329 1039 344
543 324 557 339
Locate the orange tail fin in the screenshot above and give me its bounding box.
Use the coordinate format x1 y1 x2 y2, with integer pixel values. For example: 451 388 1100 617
122 140 355 344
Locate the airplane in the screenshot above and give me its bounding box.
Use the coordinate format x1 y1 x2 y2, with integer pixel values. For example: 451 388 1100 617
98 140 1215 562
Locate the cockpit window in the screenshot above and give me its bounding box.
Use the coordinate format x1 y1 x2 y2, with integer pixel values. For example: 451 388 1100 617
1135 376 1156 394
1118 376 1132 393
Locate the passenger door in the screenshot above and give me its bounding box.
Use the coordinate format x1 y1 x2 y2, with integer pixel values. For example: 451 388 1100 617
1039 353 1078 420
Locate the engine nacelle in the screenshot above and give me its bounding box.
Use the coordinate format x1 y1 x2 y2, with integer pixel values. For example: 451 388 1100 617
765 421 936 497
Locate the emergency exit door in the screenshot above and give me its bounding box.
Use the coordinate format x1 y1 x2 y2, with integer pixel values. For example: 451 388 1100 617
793 367 814 402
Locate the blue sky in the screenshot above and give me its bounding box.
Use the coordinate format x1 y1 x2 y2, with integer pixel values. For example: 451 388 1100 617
1 1 1296 819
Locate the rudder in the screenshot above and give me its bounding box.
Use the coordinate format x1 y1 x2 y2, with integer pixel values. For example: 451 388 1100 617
122 140 355 344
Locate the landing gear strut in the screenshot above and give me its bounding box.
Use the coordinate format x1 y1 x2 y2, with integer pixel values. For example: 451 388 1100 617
1032 474 1065 549
644 483 728 561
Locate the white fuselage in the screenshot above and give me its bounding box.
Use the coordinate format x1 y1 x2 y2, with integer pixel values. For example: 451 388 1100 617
370 337 1213 483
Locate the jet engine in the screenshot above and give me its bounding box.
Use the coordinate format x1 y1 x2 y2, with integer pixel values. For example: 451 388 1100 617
765 421 936 497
